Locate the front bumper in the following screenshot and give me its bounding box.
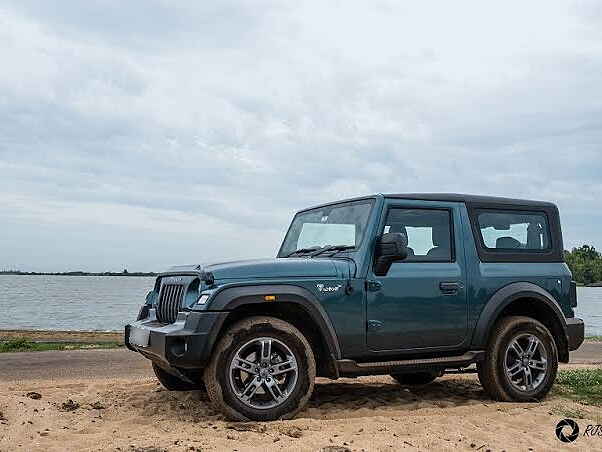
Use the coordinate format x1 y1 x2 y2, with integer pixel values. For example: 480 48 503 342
566 317 585 351
125 308 228 369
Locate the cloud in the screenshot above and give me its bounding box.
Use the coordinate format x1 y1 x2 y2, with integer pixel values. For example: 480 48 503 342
0 1 601 271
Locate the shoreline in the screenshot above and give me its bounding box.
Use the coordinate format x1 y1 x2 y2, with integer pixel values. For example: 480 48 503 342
0 329 123 344
0 273 155 277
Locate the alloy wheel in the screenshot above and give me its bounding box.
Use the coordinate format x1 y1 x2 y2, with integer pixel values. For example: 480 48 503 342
503 333 548 392
228 337 298 410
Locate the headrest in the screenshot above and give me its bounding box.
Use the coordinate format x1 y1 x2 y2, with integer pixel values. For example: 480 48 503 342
388 224 407 236
496 236 521 249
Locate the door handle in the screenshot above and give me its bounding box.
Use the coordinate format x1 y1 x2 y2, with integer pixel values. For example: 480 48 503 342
366 280 382 292
439 282 463 294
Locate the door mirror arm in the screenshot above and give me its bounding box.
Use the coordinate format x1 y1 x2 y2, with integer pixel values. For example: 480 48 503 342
373 232 408 276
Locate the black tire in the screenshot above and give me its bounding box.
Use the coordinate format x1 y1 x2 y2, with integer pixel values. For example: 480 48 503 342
477 316 558 402
204 316 316 421
152 362 205 391
391 371 439 385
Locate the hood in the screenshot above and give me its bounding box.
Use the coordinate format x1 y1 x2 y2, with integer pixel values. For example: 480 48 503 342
165 258 345 281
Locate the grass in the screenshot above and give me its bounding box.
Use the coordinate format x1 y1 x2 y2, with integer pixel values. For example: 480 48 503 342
585 335 602 342
0 337 123 353
549 403 591 420
555 368 602 407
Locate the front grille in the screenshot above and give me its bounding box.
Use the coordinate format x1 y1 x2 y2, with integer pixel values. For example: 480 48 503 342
156 284 185 324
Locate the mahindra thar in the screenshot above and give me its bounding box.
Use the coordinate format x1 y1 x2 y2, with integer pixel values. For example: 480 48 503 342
125 194 584 421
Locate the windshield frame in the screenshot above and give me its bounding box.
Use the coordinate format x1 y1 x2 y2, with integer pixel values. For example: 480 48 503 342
277 197 376 258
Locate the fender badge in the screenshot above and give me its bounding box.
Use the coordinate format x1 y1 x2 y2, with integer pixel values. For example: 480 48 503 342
316 283 342 293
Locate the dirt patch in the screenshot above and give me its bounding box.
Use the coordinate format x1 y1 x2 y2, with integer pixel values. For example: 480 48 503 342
59 399 80 412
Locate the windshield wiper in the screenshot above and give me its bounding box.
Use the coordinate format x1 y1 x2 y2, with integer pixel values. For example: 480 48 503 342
285 246 322 257
308 245 355 257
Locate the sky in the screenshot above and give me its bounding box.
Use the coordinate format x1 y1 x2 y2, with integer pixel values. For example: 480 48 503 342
1 0 601 272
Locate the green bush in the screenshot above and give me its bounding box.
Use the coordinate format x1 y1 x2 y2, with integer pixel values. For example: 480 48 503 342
565 245 602 285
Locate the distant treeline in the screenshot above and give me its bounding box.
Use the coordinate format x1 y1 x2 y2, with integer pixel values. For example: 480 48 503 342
565 245 602 286
0 270 156 277
2 246 602 285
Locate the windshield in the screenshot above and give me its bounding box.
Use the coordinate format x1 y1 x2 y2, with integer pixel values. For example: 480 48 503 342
278 199 374 257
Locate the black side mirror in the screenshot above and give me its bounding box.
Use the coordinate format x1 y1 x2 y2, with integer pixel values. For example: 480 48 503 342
374 232 408 276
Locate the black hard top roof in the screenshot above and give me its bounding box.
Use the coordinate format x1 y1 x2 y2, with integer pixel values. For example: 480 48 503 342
297 193 556 213
383 193 556 208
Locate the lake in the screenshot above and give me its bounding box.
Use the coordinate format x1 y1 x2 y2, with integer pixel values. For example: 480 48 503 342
0 275 601 335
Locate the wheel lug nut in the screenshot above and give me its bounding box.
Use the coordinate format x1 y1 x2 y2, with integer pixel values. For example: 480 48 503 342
269 368 274 373
266 378 271 382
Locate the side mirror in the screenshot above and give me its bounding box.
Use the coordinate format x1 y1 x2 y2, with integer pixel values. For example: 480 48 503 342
374 232 408 276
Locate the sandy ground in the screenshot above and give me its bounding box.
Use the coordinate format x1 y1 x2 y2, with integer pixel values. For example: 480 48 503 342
1 373 601 451
1 344 601 451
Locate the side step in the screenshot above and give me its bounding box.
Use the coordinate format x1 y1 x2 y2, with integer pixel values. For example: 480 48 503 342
335 351 484 377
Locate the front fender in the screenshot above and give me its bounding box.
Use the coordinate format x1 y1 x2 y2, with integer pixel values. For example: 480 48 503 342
207 283 342 361
471 282 568 349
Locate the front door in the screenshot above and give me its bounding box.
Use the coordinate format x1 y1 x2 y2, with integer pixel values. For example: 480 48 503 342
366 201 468 351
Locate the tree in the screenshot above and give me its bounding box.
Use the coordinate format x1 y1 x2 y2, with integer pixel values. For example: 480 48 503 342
565 245 602 285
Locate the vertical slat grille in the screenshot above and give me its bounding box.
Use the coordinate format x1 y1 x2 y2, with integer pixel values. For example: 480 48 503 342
157 284 185 324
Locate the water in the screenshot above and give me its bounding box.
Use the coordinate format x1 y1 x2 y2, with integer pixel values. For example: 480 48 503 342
0 275 601 335
576 286 602 336
0 275 154 332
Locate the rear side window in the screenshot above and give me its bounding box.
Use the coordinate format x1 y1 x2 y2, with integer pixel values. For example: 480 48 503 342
477 210 550 251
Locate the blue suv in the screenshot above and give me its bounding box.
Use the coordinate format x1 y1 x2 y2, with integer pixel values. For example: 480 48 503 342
126 194 584 421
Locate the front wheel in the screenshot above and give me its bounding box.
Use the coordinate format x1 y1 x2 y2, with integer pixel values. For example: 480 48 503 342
204 316 316 421
478 316 558 402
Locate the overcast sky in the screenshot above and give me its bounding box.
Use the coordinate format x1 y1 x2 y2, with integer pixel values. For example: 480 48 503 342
1 1 601 272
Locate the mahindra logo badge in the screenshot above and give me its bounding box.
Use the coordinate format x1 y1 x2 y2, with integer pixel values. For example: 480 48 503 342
316 283 342 293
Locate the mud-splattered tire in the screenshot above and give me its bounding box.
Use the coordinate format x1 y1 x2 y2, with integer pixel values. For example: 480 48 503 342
204 316 316 421
152 362 205 391
477 316 558 402
391 371 439 385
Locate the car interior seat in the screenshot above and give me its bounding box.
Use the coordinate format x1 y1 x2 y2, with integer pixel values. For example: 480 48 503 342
427 225 450 258
495 236 522 249
388 224 415 257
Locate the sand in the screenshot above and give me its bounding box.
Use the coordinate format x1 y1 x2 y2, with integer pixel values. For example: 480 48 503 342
1 372 601 452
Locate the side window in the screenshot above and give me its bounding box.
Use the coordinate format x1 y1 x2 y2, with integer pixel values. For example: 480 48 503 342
476 210 550 250
383 209 453 262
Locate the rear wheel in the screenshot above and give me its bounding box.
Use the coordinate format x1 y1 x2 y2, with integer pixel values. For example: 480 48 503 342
152 362 204 391
204 316 315 421
478 316 558 402
391 371 439 385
